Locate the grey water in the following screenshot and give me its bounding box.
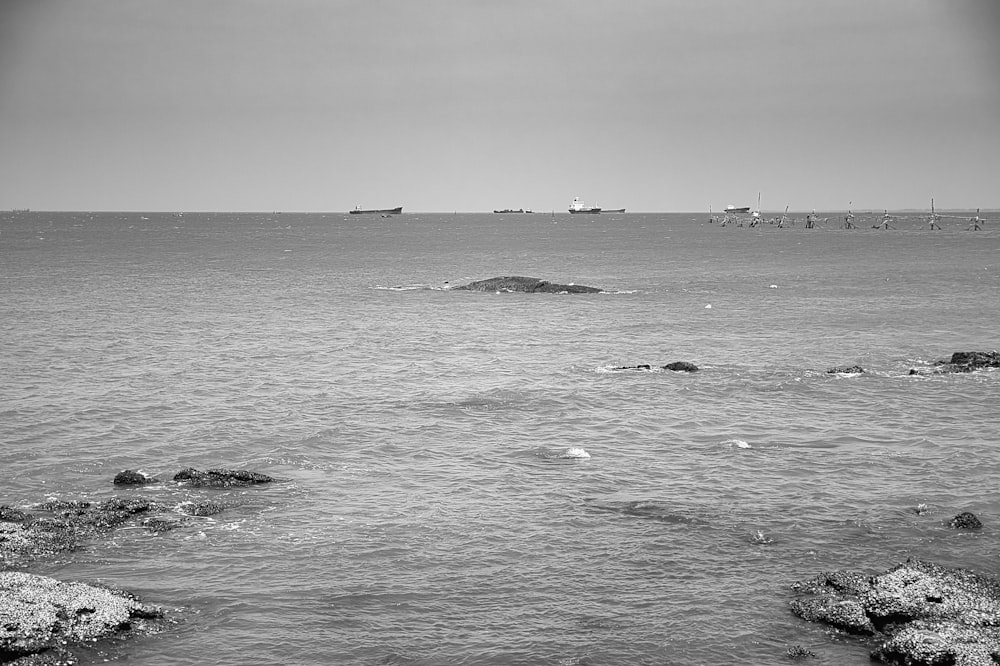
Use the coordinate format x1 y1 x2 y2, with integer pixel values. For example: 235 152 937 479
2 211 999 665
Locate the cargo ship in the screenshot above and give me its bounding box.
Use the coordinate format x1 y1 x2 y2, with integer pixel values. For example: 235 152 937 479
350 206 402 215
568 197 601 214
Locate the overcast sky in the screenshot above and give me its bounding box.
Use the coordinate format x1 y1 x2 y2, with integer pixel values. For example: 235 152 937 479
1 0 997 212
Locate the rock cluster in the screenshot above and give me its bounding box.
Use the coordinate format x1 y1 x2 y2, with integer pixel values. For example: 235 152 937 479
613 362 700 372
1 467 274 663
790 558 1000 665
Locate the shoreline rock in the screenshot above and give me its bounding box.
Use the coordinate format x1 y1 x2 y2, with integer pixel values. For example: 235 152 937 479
0 571 166 664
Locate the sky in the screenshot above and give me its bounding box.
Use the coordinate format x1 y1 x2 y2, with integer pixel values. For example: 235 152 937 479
1 0 997 213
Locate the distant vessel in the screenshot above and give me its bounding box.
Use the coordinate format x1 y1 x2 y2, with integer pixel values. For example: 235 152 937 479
724 204 750 214
350 205 402 215
568 197 601 214
493 208 533 214
603 208 626 214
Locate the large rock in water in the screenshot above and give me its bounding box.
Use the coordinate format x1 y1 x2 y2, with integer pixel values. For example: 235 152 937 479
910 351 1000 375
452 276 602 293
790 558 1000 664
936 351 1000 372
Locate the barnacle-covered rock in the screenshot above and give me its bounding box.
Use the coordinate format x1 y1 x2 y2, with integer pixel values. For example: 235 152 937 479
173 467 274 488
949 511 983 529
0 572 164 661
790 559 1000 665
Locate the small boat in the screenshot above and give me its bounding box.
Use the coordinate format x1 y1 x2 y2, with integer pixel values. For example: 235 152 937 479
724 205 750 214
568 197 601 214
349 205 402 215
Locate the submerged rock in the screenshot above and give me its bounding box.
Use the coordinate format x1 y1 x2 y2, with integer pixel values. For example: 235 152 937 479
452 276 603 293
785 645 817 659
827 365 865 374
1 467 272 568
1 497 156 569
790 558 1000 665
0 571 165 662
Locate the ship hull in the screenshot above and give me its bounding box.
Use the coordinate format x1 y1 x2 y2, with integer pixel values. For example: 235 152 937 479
349 207 402 215
568 208 602 214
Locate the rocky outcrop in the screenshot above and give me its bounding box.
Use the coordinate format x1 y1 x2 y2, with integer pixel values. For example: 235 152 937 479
0 571 165 663
452 276 602 293
790 558 1000 665
910 351 1000 375
613 362 700 372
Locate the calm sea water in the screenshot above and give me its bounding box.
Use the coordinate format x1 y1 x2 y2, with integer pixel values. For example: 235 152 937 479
2 211 999 665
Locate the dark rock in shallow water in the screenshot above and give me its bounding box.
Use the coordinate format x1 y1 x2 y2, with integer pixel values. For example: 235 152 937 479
662 361 699 372
827 365 865 374
173 467 274 488
942 351 1000 370
949 511 983 529
114 469 156 485
911 350 1000 375
452 276 603 293
0 571 165 662
790 558 1000 665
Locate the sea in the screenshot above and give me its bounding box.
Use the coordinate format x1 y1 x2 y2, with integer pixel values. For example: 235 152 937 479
2 210 999 666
